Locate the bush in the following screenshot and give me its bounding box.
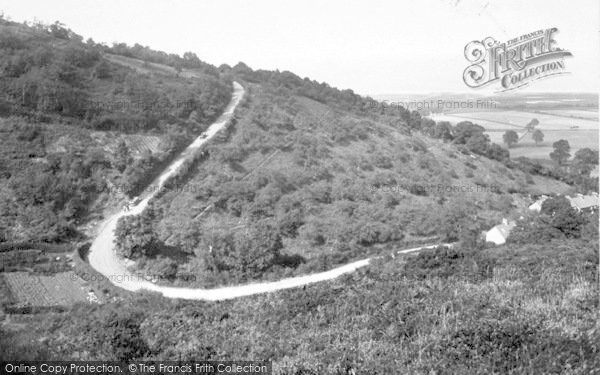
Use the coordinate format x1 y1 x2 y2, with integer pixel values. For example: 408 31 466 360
403 246 469 279
464 161 477 169
0 242 71 253
434 321 600 374
202 221 283 281
508 202 592 244
372 153 393 169
525 173 535 184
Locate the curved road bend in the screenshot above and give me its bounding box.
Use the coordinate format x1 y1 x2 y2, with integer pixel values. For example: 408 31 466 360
88 81 448 301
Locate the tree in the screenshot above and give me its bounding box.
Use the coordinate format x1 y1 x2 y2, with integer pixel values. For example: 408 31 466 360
465 133 490 155
581 211 599 240
174 62 183 74
203 221 283 280
485 143 510 161
458 220 484 249
183 51 201 65
432 121 453 142
420 118 436 136
453 121 485 144
436 198 478 243
114 215 159 258
49 21 70 39
540 196 586 238
531 129 544 146
540 196 571 216
510 197 589 243
503 130 519 148
408 111 422 131
508 215 564 244
92 310 150 361
574 148 598 165
94 60 111 79
148 256 178 279
232 221 283 277
550 139 571 165
179 223 202 253
115 140 132 173
525 118 539 132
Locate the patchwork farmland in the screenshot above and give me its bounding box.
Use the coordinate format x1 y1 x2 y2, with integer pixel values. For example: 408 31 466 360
429 109 599 161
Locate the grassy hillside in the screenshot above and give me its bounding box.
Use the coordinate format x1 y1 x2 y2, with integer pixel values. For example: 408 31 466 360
0 18 232 242
2 239 597 373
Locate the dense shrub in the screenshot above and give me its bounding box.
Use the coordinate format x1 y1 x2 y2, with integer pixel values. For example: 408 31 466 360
4 238 597 373
509 197 594 244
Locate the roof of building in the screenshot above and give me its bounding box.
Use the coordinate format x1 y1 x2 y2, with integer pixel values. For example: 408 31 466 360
528 195 549 210
567 193 599 210
488 220 516 239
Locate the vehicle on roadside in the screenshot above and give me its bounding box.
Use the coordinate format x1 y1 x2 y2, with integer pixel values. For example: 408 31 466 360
129 197 142 206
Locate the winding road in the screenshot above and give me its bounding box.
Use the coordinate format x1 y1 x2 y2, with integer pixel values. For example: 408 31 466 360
88 81 447 301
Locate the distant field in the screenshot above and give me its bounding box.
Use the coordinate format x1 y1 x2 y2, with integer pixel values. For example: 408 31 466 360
3 272 95 308
432 110 598 131
537 109 598 121
487 129 598 160
429 109 599 160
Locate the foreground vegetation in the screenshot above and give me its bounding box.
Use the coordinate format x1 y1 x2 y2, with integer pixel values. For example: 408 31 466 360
2 239 598 374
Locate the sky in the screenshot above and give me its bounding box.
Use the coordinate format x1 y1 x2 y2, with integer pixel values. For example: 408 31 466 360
0 0 598 95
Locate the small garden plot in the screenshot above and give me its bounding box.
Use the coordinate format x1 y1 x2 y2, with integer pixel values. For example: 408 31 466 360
3 271 92 308
125 134 163 156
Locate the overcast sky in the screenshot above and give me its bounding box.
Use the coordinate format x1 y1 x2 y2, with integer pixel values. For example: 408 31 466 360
1 0 598 95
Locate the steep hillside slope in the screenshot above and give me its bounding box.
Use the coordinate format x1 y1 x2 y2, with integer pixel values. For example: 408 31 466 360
0 19 232 242
120 69 573 287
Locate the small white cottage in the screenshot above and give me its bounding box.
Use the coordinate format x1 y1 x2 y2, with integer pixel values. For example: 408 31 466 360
485 218 516 245
528 195 549 212
566 193 599 212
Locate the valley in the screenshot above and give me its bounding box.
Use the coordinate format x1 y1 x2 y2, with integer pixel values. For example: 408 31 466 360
0 10 598 374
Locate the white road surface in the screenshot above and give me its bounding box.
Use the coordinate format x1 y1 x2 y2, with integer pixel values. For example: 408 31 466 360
88 81 448 301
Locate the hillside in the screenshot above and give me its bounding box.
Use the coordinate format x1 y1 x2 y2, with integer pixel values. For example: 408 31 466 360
113 66 584 287
0 19 232 242
2 239 598 373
